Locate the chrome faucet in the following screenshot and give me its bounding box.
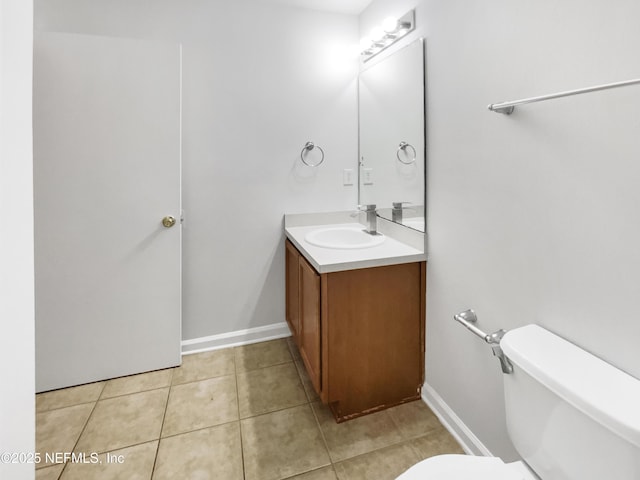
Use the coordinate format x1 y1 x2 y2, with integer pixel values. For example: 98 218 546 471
391 202 411 223
357 204 378 235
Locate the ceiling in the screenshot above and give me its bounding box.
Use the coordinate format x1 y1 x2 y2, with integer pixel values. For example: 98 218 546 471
253 0 373 15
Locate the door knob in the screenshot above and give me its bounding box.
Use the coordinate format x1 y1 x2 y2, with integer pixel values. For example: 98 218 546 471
162 216 176 228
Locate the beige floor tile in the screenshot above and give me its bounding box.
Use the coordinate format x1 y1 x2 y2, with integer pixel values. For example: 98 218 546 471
101 369 173 399
241 404 330 480
408 426 465 459
162 375 238 437
294 360 320 403
36 403 94 469
34 339 459 480
333 442 419 480
285 466 338 480
312 402 404 463
237 362 307 418
386 400 442 439
172 349 235 385
60 441 158 480
36 463 65 480
75 388 168 454
235 338 292 372
153 422 243 480
36 383 104 412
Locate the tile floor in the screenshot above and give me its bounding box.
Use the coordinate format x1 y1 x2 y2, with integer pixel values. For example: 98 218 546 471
35 338 464 480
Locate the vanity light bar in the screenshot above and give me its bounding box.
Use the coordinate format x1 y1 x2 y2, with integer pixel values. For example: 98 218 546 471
360 10 415 62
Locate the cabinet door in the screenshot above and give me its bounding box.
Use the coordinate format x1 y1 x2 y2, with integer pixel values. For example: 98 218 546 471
299 254 322 395
285 240 300 342
326 262 425 419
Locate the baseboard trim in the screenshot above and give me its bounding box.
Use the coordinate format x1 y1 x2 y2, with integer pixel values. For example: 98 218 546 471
181 322 291 355
421 381 493 457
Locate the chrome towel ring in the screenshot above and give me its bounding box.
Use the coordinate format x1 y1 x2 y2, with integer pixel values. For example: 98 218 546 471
300 141 325 167
396 141 417 165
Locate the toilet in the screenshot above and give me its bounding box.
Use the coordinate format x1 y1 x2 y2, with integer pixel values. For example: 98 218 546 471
398 324 640 480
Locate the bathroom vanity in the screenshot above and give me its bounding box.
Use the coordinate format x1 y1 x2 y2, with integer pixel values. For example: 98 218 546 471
283 36 428 422
284 214 426 422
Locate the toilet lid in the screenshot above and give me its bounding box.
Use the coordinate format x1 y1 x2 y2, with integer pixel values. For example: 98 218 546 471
396 454 525 480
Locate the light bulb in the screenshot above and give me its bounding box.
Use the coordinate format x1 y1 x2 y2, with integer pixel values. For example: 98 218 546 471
382 16 398 33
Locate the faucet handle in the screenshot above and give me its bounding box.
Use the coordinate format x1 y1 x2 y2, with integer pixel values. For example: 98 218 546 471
392 201 412 209
357 204 377 211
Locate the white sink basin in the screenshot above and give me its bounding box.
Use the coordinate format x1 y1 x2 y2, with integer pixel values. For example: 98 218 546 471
305 226 385 249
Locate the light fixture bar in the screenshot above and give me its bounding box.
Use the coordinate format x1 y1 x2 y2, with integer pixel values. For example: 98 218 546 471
360 10 415 62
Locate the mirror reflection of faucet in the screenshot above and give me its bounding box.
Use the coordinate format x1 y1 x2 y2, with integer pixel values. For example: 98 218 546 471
391 201 412 223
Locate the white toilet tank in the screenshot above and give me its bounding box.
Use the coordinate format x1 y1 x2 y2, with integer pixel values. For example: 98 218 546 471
500 325 640 480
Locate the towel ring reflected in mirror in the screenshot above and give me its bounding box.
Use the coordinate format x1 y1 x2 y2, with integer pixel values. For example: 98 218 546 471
396 141 417 165
300 141 325 167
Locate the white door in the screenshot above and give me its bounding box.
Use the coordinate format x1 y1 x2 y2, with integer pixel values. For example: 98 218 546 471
34 33 182 392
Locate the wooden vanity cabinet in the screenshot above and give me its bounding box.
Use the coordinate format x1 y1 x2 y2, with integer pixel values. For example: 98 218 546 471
298 254 322 395
285 240 301 338
286 240 322 394
285 239 425 422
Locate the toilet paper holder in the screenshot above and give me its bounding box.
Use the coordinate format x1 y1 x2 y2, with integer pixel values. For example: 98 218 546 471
453 309 514 374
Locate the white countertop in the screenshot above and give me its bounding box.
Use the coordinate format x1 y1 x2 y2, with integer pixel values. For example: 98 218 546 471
285 221 426 274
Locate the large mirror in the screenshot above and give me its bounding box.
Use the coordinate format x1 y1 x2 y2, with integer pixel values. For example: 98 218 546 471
358 38 425 232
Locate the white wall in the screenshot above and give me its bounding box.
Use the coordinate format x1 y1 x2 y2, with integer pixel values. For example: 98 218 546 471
362 0 640 460
35 0 359 340
0 0 35 478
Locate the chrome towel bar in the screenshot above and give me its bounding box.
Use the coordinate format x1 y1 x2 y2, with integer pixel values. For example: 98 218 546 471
488 77 640 115
453 309 513 374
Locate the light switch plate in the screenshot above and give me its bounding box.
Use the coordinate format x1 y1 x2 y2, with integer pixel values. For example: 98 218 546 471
363 168 374 185
343 168 354 186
